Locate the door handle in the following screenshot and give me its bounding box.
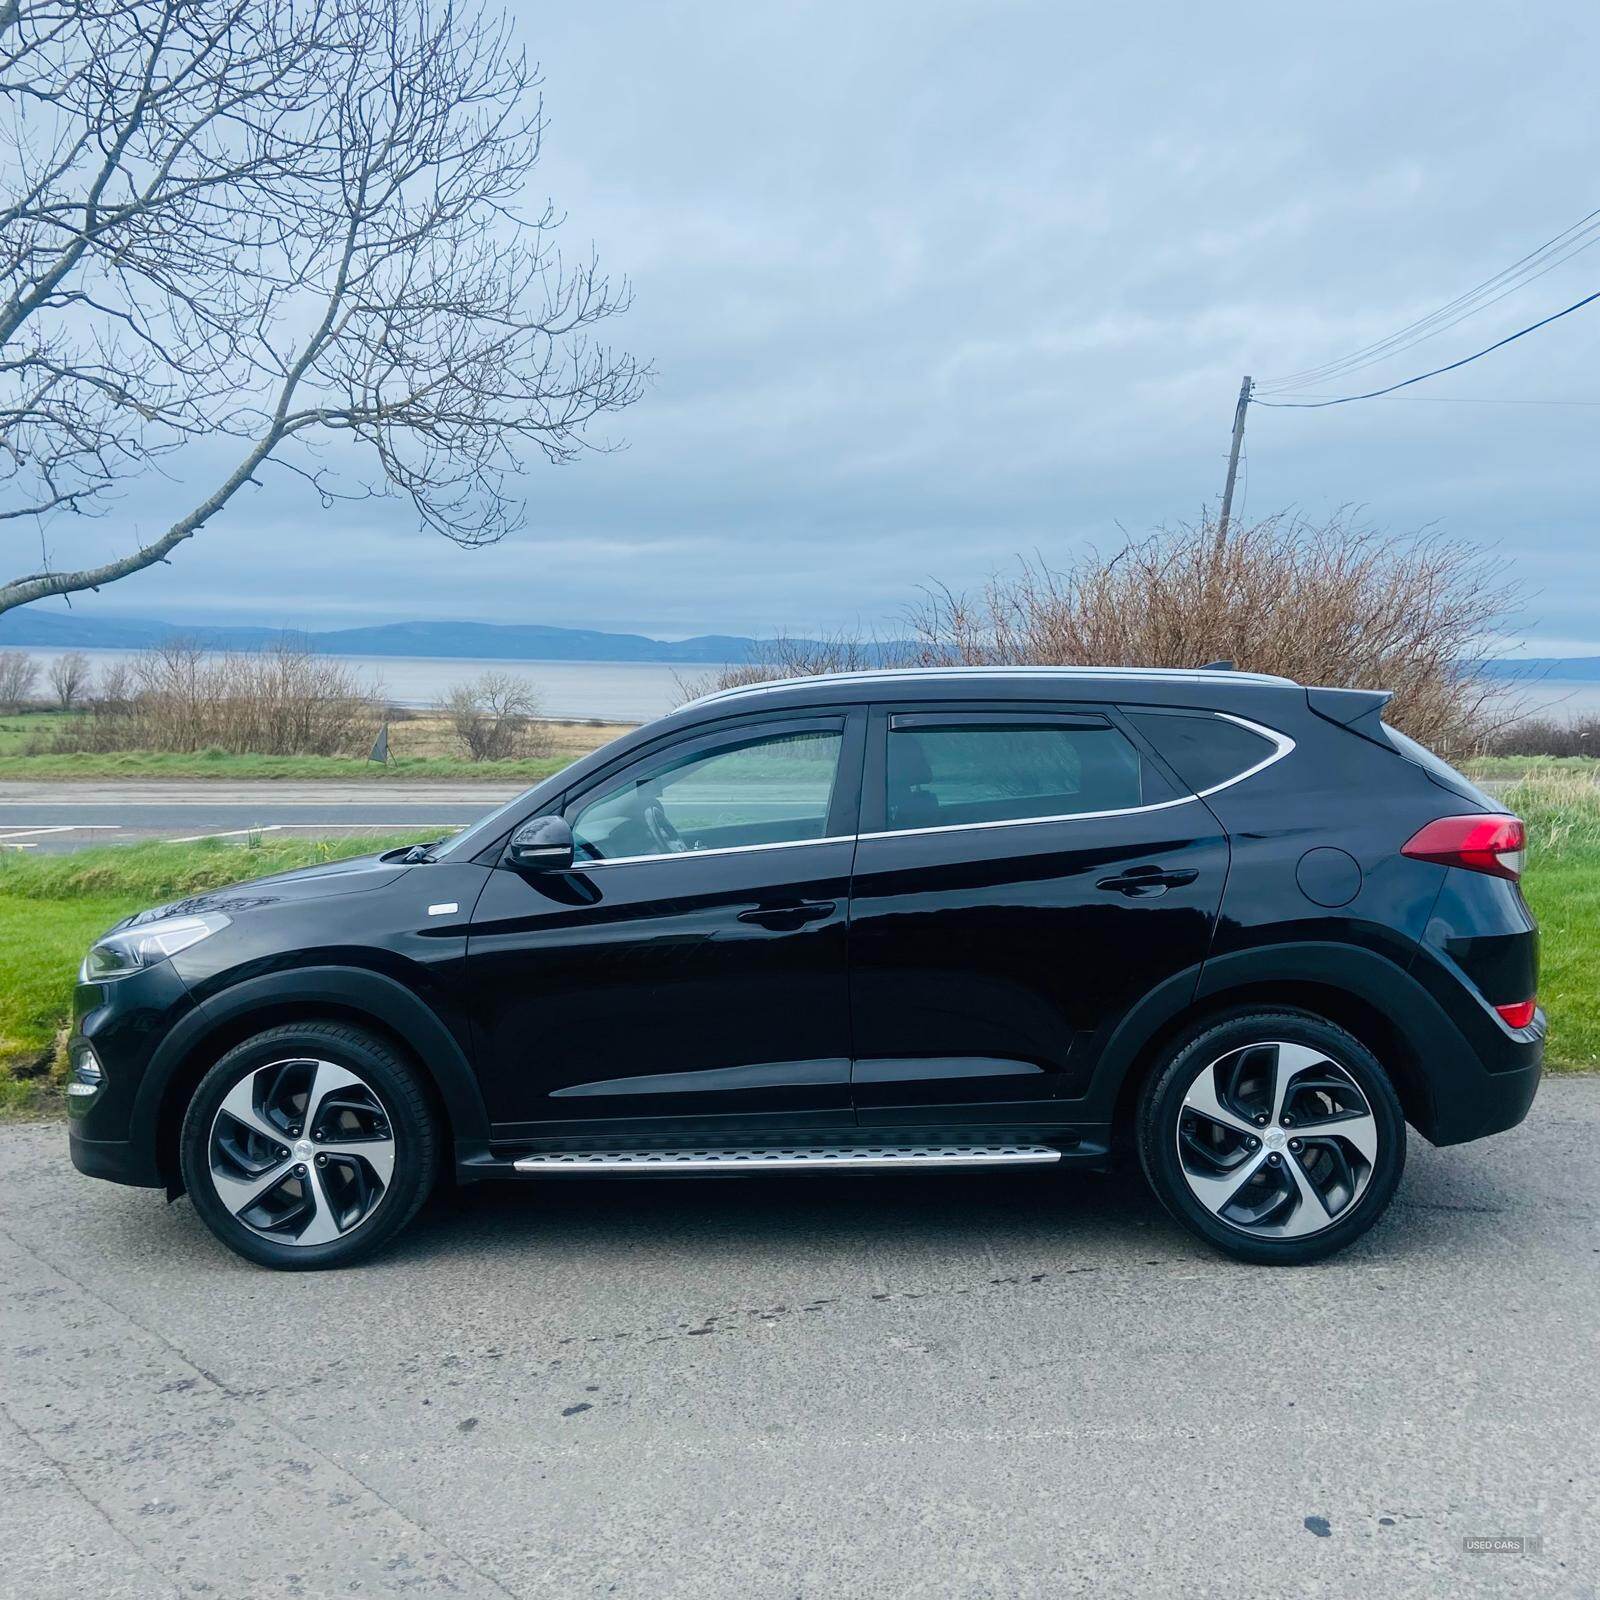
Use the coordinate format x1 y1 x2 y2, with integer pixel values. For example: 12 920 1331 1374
1095 865 1199 898
737 900 837 930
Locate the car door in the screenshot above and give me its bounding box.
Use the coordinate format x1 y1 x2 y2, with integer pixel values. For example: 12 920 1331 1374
848 702 1228 1125
465 708 865 1140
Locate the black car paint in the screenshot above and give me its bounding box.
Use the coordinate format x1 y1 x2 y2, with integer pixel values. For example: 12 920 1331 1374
67 669 1543 1189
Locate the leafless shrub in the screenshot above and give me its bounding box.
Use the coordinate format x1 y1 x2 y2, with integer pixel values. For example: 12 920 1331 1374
34 640 380 755
46 650 91 710
443 672 551 761
1485 714 1600 758
907 512 1519 754
674 630 909 704
0 649 38 711
92 659 134 714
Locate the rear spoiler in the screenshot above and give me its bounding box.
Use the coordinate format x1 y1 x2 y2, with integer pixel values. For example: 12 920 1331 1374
1306 686 1393 743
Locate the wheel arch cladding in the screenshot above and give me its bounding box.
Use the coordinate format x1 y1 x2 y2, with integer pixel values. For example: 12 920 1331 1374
1103 945 1440 1143
143 967 488 1188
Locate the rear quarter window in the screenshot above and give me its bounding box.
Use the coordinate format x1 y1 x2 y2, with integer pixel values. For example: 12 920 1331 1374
1378 722 1496 807
1124 711 1277 794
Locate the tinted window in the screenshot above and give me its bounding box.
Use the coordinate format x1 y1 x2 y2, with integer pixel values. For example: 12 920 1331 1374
1125 711 1275 793
883 721 1167 832
1380 721 1494 805
572 728 842 861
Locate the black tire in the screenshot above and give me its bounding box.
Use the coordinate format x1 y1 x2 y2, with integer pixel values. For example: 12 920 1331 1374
1137 1007 1406 1265
180 1021 438 1271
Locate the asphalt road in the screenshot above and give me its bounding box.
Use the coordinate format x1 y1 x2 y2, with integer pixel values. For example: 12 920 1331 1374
0 781 517 852
1 1079 1595 1599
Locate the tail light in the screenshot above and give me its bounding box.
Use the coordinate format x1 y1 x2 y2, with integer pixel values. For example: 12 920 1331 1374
1494 998 1537 1029
1401 814 1526 880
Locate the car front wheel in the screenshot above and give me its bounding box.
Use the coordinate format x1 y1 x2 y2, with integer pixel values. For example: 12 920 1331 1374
1138 1008 1406 1265
179 1022 438 1270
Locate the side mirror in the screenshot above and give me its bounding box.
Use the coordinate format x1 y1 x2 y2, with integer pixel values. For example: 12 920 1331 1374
507 814 575 872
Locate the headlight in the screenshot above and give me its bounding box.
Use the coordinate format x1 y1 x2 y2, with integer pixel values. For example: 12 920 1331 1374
80 912 231 981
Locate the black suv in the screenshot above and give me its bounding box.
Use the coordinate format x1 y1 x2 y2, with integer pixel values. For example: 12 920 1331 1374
67 667 1542 1269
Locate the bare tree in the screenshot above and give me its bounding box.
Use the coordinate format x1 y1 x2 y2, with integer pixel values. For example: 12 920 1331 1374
443 670 548 761
0 1 645 616
0 646 36 709
46 647 89 708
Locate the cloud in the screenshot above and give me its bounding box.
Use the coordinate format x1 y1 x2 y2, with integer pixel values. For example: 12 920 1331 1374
19 0 1600 652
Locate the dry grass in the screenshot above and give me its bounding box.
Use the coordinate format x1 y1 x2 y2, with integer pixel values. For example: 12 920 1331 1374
380 711 626 761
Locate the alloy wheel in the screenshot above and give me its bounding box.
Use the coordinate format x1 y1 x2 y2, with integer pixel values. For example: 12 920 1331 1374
208 1057 396 1247
1175 1040 1379 1240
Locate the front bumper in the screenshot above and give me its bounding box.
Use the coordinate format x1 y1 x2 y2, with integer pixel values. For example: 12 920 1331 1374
68 1127 163 1187
67 960 199 1191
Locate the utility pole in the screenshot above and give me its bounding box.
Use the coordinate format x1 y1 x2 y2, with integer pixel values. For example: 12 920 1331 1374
1216 374 1253 553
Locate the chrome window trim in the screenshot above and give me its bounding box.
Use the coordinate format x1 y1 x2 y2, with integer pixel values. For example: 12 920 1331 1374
857 793 1202 841
572 834 854 870
566 711 1295 864
1197 713 1296 795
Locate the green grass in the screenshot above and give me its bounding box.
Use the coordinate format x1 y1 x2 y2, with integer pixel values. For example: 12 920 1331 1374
1465 754 1600 783
1504 773 1600 1071
0 833 436 1117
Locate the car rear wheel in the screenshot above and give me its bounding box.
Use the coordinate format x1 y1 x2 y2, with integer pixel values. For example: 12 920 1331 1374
179 1022 438 1271
1138 1008 1406 1264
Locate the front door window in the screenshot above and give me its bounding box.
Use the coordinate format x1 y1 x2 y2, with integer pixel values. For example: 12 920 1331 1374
571 726 844 861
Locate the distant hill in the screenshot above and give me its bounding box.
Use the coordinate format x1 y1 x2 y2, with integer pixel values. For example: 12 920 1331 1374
1476 657 1600 684
4 609 1595 680
0 611 769 664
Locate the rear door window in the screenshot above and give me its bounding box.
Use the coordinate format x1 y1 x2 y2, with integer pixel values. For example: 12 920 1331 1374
882 714 1174 832
1124 711 1277 794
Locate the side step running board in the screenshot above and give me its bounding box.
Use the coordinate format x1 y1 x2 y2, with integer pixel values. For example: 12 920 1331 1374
512 1142 1062 1175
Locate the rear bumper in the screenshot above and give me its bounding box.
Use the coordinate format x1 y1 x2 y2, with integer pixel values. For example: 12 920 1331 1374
1420 1013 1543 1147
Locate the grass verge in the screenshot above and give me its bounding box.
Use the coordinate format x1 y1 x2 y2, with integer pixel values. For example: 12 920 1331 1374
0 833 435 1118
1505 773 1600 1072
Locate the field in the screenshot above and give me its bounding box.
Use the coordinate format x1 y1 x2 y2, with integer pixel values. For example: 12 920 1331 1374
2 769 1594 1119
0 710 628 782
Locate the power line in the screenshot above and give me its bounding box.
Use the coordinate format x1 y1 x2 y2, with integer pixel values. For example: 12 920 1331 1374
1257 223 1600 394
1251 287 1600 408
1256 204 1600 394
1361 395 1600 406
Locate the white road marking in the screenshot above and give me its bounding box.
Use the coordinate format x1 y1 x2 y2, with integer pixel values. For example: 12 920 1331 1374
0 824 123 849
159 823 458 844
0 825 121 839
162 826 285 843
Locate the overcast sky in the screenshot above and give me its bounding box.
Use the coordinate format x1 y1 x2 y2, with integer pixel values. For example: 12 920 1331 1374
28 0 1600 653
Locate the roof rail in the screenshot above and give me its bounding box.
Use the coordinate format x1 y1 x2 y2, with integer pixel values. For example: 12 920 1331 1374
682 663 1300 710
